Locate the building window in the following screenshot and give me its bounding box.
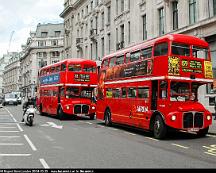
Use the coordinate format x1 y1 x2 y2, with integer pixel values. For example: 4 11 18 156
128 0 130 10
213 0 216 15
116 0 118 15
159 8 165 35
95 0 99 7
107 6 111 24
172 1 178 30
91 1 93 11
51 40 58 46
101 38 105 58
142 14 147 40
121 0 124 12
120 25 124 48
116 27 118 46
91 43 93 60
55 31 61 37
101 12 104 29
189 0 197 24
128 21 130 44
86 5 89 15
108 33 111 53
96 41 98 60
41 32 48 38
95 16 98 33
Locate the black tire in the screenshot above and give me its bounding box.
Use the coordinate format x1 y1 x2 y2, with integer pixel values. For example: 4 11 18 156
89 114 95 120
197 127 209 137
28 116 33 126
57 106 64 120
153 115 167 139
39 105 44 116
104 109 112 126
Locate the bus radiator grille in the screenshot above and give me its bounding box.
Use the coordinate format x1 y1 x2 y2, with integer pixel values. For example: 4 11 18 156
74 105 89 114
183 112 203 128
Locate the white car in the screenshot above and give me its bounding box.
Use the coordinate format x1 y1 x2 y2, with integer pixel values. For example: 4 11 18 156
2 93 18 106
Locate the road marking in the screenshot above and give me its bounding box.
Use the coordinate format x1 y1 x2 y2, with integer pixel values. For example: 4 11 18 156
172 143 189 149
0 136 20 138
4 108 18 123
144 137 159 141
0 154 31 157
0 131 20 133
0 143 24 146
39 159 50 169
207 134 216 138
24 134 37 151
0 127 16 129
17 123 24 132
124 132 136 136
203 145 216 157
85 122 93 125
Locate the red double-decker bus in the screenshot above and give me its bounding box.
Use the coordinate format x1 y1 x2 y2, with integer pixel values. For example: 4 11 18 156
37 58 97 120
97 34 213 139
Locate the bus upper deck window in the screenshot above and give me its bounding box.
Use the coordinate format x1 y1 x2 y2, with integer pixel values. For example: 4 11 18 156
56 66 61 72
192 46 208 59
141 47 152 59
130 51 141 62
154 42 168 56
109 57 116 67
172 43 190 56
103 60 109 67
83 66 96 72
68 64 82 72
61 64 66 71
116 55 124 65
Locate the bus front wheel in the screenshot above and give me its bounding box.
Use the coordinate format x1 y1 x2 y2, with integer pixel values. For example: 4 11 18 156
104 109 112 126
57 107 64 120
153 115 167 139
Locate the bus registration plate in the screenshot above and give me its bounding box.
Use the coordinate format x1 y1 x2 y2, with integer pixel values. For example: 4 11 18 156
188 128 199 132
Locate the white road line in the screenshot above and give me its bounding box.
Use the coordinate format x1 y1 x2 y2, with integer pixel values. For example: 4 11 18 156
145 137 159 141
204 152 216 156
207 134 216 138
0 154 31 157
0 136 20 138
0 127 16 129
0 143 24 146
172 143 189 149
17 123 24 132
0 131 20 133
85 122 93 125
124 132 136 136
24 135 37 151
39 159 50 169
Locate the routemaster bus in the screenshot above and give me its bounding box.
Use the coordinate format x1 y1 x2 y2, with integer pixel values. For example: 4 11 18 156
38 58 97 120
97 34 213 139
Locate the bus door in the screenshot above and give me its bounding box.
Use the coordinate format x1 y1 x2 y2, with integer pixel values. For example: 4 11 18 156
151 80 158 110
51 87 58 115
157 80 168 114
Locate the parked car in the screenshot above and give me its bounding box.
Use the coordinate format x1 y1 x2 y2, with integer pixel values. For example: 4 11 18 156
12 92 22 104
2 93 18 106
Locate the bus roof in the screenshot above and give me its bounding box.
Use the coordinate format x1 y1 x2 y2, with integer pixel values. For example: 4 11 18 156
40 58 97 71
103 34 209 60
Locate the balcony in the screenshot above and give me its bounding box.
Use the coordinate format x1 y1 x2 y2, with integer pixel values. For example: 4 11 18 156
116 41 125 50
76 38 83 49
90 29 97 41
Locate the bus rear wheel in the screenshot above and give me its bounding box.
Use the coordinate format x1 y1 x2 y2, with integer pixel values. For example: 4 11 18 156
153 115 167 139
104 109 112 126
57 107 64 120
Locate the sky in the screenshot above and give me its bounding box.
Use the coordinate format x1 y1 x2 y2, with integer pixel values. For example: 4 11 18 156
0 0 64 57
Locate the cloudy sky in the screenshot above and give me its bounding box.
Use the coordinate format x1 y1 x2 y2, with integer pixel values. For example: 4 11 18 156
0 0 64 57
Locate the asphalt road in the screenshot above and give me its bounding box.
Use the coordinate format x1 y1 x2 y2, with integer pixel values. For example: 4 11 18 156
0 105 216 169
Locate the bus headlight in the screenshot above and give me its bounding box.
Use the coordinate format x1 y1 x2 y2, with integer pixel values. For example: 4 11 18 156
66 106 70 110
171 115 176 121
207 115 211 121
92 106 96 110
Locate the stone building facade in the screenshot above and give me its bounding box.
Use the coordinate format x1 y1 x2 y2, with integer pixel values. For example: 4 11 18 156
3 52 21 94
60 0 216 112
20 23 64 98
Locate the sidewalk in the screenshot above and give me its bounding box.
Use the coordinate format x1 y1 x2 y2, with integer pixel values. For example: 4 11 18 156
209 116 216 135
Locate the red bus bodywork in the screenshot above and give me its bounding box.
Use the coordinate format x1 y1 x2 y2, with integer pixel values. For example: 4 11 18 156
38 58 97 120
97 34 213 139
